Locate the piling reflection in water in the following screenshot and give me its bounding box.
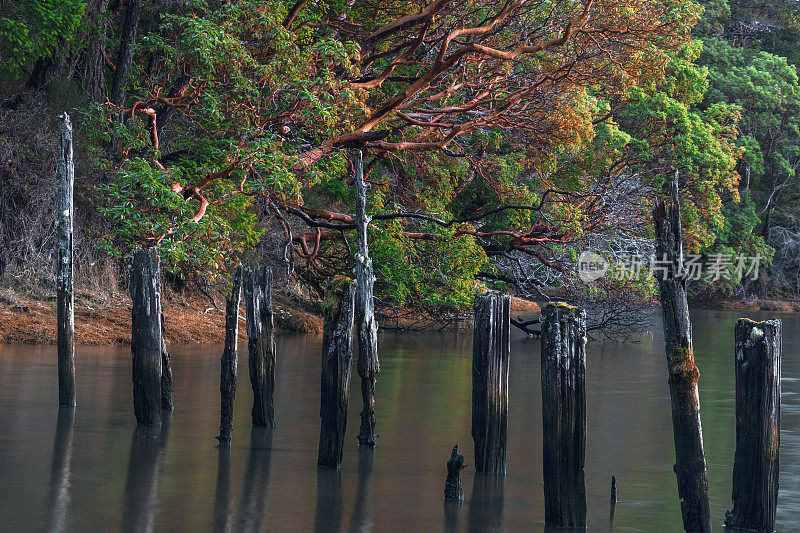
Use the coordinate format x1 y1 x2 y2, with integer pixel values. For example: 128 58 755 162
349 447 375 532
234 427 273 532
314 468 343 533
467 473 505 533
121 414 171 533
213 445 234 533
45 406 75 533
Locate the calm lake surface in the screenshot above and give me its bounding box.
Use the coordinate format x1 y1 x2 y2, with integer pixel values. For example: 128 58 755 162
0 309 798 532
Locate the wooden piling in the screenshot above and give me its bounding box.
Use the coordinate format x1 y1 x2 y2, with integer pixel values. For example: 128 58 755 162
540 302 587 528
244 265 276 428
217 264 243 444
445 445 466 502
471 291 510 474
353 150 380 447
653 174 712 533
160 314 173 411
724 318 781 532
56 113 76 407
317 278 356 469
130 249 163 425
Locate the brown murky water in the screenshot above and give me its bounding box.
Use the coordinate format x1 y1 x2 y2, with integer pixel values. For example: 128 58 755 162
0 309 798 532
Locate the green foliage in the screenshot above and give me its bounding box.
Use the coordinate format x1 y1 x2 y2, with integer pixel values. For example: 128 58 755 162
0 0 86 76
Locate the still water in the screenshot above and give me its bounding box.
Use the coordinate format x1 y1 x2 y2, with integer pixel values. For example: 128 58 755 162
0 309 797 532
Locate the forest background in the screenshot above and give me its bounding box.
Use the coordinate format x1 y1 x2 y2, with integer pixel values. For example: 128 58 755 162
2 0 800 341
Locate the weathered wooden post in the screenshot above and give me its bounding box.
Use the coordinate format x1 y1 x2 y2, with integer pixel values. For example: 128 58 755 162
653 174 712 533
160 315 173 411
244 265 276 428
471 291 510 474
444 445 466 502
130 248 163 425
56 113 76 407
724 318 781 532
317 278 356 469
217 264 243 444
353 150 380 447
540 302 587 528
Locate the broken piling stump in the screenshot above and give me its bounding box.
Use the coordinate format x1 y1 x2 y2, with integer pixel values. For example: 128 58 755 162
217 264 243 444
130 249 163 425
724 318 781 532
244 265 277 428
56 113 76 407
471 291 510 474
445 445 466 503
540 302 587 528
317 278 356 469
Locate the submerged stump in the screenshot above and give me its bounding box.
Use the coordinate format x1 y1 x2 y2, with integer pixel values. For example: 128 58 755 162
130 249 163 425
318 278 356 469
56 113 76 407
444 445 466 502
653 174 712 533
217 264 243 444
244 265 276 428
724 318 781 532
471 291 510 474
541 302 587 528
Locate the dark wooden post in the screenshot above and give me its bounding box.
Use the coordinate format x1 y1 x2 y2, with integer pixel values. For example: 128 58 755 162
353 150 380 447
217 264 243 444
653 174 712 533
130 249 163 425
471 291 510 474
318 278 356 469
445 445 466 502
56 113 76 407
724 318 781 532
540 302 587 528
159 315 173 411
244 265 276 428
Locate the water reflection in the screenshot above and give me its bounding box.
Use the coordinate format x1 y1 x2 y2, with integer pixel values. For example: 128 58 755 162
349 447 376 532
467 474 505 533
213 445 234 533
234 427 273 532
45 407 75 533
121 415 171 533
314 468 343 533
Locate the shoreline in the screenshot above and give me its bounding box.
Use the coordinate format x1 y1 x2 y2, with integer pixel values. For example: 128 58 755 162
2 294 796 346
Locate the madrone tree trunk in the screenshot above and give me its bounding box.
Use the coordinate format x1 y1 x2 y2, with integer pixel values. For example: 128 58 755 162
652 174 712 533
56 113 76 407
353 151 380 447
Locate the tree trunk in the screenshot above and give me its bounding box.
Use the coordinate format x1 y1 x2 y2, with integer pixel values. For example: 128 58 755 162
724 318 781 532
110 0 142 108
353 150 380 447
318 278 356 469
160 313 173 411
244 265 276 428
217 264 243 444
79 0 110 101
130 248 163 425
444 445 466 502
56 113 76 407
652 174 712 533
540 302 587 528
467 474 505 532
471 291 510 474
